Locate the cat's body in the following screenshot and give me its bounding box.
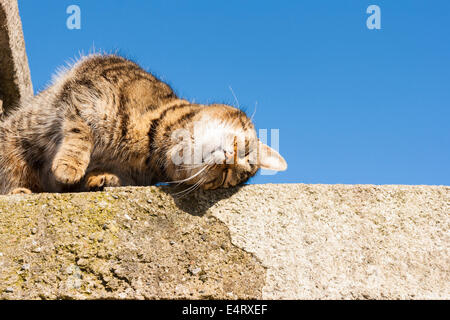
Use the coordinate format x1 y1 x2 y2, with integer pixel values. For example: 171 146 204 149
0 54 286 195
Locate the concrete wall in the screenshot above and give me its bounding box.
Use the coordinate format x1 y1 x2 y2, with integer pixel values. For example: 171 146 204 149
0 184 448 299
0 0 33 114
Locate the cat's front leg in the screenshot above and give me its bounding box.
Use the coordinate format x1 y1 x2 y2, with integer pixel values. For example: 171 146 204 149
84 171 121 191
51 117 94 185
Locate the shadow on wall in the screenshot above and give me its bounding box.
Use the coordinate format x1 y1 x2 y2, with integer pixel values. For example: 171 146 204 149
160 185 243 216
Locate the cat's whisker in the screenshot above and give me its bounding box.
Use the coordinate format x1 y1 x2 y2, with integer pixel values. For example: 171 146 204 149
250 101 258 122
228 85 240 109
177 163 206 169
175 166 197 172
167 165 208 184
171 163 216 198
165 159 214 184
172 176 205 198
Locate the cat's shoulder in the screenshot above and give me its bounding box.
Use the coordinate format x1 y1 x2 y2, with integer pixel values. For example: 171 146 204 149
70 54 142 77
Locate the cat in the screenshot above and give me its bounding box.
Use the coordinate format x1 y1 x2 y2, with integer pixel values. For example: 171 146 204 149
0 54 286 195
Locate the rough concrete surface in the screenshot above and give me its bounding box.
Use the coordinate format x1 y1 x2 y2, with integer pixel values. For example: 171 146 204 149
0 0 33 113
211 184 449 299
0 187 265 299
0 184 448 299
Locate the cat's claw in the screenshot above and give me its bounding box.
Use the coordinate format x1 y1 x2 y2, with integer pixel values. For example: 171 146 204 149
52 162 85 184
86 173 120 191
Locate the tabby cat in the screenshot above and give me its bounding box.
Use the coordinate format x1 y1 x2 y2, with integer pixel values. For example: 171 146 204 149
0 54 286 195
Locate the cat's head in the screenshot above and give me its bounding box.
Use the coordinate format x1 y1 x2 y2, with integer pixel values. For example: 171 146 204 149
160 103 286 191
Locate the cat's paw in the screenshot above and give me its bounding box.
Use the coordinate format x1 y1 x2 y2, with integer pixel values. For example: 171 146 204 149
52 161 85 184
85 173 121 191
9 187 32 195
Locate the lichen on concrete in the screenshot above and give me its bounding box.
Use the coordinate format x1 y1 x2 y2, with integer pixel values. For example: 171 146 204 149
0 186 265 299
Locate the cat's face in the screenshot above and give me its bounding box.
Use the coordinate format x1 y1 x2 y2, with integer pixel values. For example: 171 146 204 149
164 104 287 191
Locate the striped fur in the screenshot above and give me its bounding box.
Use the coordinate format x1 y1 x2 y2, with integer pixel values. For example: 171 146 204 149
0 54 286 195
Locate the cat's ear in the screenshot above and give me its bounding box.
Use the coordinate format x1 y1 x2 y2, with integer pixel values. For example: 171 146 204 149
257 141 287 171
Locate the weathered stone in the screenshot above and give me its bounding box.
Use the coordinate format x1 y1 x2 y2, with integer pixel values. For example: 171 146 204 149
0 184 448 300
210 184 450 299
0 0 33 114
0 186 265 299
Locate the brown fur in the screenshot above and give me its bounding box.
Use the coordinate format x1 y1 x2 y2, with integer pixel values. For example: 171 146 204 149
0 54 286 195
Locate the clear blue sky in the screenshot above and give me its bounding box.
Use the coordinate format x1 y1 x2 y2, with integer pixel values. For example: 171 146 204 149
18 1 449 185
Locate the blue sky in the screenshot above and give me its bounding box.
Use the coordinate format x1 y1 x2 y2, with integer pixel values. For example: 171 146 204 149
18 1 449 185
